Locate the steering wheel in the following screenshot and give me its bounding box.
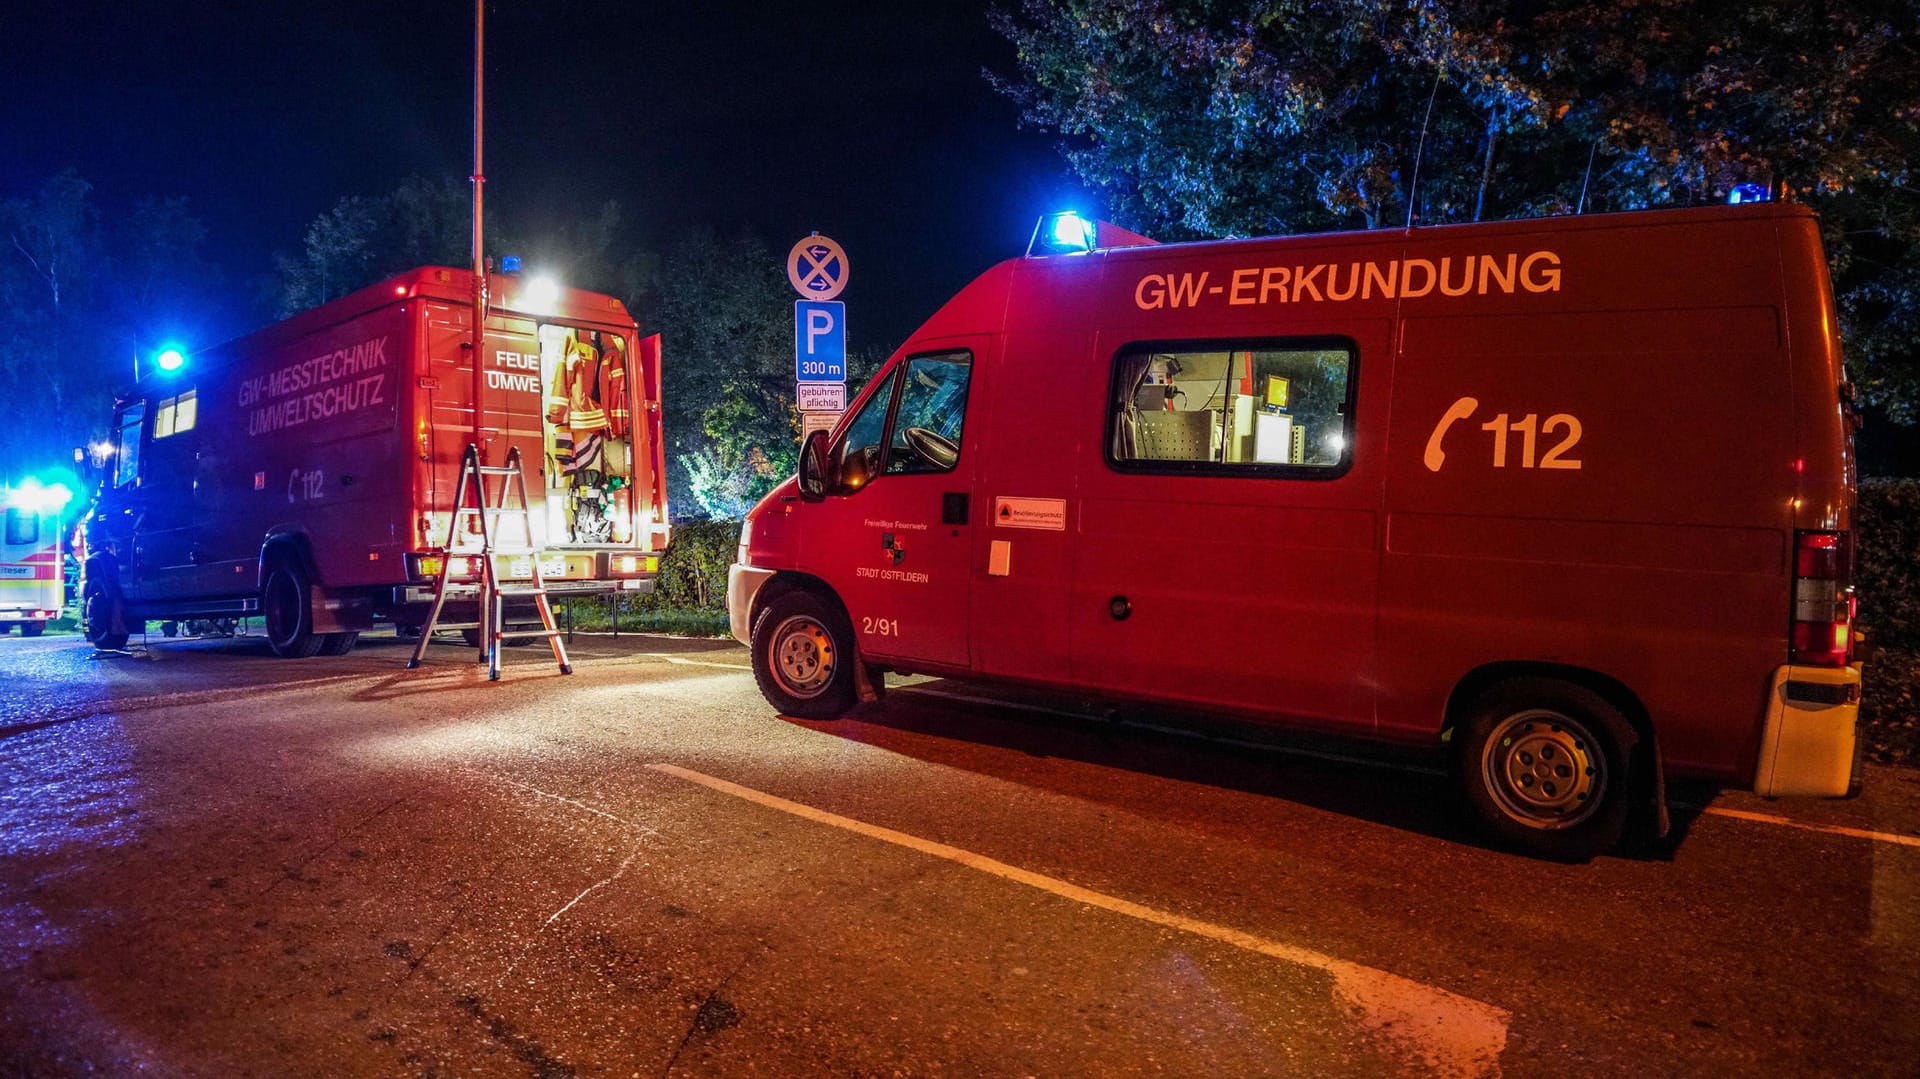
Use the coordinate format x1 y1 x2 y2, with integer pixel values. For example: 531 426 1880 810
901 427 960 470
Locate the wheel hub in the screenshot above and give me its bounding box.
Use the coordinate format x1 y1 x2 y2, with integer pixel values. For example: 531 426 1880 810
771 615 835 698
1481 710 1604 829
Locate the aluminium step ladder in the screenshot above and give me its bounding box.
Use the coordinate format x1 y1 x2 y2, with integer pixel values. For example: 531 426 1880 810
406 444 572 680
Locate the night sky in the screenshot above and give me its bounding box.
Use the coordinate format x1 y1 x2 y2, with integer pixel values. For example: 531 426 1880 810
2 0 1094 352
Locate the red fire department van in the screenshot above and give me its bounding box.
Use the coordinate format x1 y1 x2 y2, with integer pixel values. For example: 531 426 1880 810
729 202 1861 858
82 267 669 657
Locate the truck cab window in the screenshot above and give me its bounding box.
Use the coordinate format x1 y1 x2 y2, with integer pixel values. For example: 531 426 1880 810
885 351 971 474
153 389 197 438
114 403 146 488
1110 342 1353 474
831 368 900 493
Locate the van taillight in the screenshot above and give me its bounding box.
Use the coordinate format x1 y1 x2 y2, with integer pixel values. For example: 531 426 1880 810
1791 530 1853 667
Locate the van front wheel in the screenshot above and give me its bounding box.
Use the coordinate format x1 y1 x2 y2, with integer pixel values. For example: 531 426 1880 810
83 581 128 651
1458 678 1637 861
751 591 857 720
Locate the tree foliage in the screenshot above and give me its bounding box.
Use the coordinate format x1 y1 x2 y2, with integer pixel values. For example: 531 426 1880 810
991 0 1920 414
0 170 224 480
271 176 475 316
644 230 800 516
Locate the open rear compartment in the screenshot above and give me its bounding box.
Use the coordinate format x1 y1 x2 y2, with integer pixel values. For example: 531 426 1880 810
401 279 666 632
535 323 645 549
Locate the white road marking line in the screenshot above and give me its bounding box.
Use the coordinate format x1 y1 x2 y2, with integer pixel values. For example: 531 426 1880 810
647 655 753 671
648 762 1509 1078
1701 807 1920 849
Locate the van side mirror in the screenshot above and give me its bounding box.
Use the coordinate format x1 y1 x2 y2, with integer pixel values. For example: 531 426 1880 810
797 430 831 502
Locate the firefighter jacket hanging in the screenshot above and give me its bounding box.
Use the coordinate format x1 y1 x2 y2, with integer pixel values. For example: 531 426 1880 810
545 333 632 543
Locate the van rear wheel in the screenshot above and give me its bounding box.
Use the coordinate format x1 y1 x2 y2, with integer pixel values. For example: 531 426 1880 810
21 622 45 638
263 563 323 659
1457 678 1637 861
751 591 858 720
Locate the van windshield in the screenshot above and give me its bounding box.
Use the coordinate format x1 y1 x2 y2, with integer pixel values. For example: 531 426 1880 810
114 403 146 488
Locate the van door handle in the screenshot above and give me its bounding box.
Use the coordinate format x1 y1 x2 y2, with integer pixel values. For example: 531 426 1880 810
941 492 969 525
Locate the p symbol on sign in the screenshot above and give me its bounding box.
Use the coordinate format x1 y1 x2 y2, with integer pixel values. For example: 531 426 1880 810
806 307 835 351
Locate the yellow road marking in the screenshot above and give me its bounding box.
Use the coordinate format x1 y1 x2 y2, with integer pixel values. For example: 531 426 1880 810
648 762 1509 1078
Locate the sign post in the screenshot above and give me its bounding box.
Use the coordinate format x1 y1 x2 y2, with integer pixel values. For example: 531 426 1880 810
788 233 850 440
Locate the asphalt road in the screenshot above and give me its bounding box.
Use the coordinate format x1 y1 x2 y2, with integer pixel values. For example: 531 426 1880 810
2 628 1917 1078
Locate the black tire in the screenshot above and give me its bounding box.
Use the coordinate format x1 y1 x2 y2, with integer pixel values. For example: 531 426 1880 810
83 580 129 650
317 631 359 656
21 622 45 638
1457 677 1638 861
262 562 323 658
750 590 858 720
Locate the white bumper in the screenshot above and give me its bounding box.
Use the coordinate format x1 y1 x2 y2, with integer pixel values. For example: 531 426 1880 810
1752 663 1864 797
727 564 776 646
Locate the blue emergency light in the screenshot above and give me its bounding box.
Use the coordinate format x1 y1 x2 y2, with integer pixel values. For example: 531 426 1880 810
6 476 73 512
1728 184 1771 205
502 254 523 273
155 347 186 373
1029 211 1096 257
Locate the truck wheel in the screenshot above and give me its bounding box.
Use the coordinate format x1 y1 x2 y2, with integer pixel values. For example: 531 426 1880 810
317 631 359 656
83 581 129 650
1457 678 1637 861
21 622 45 638
262 563 323 659
751 591 858 720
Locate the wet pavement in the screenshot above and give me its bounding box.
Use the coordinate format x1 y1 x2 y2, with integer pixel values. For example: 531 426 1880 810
1 628 1917 1077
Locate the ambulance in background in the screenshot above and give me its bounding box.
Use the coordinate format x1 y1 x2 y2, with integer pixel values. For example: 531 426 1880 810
1 479 70 637
729 202 1862 859
81 267 669 657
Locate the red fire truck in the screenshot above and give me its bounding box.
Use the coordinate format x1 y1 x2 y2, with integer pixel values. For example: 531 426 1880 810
81 267 668 657
729 202 1862 858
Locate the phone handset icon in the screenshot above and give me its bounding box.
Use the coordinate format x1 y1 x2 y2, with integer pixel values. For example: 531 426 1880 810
1423 397 1479 472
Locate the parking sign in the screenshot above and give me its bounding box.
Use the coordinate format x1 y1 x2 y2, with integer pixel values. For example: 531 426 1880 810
795 300 846 382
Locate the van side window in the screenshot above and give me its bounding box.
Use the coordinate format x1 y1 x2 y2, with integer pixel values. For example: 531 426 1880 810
831 368 900 493
114 403 147 489
154 388 198 439
885 350 971 474
4 508 37 546
1109 341 1353 474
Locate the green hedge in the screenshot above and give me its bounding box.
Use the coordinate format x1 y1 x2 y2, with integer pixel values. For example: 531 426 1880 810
552 519 741 636
1857 479 1920 764
1857 478 1920 650
645 519 743 613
